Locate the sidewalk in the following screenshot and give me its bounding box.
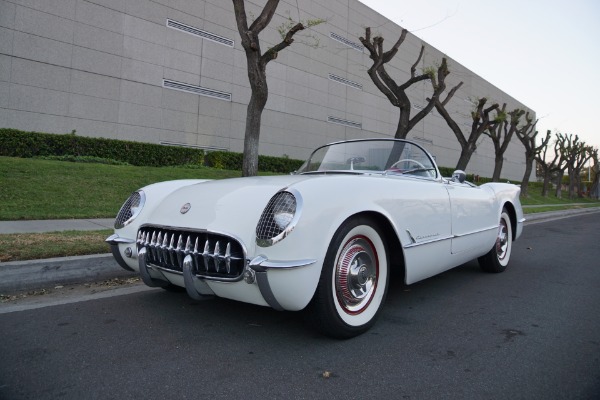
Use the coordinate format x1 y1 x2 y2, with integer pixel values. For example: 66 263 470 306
0 218 115 234
1 207 600 294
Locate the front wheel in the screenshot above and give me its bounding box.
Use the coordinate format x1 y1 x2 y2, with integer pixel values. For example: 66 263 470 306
478 208 512 273
306 216 389 339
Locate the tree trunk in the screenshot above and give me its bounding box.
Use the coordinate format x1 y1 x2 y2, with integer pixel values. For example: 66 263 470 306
520 157 534 198
555 172 564 198
568 170 577 199
541 171 551 197
455 143 476 171
395 107 410 139
591 172 599 199
492 154 503 182
241 54 268 177
242 98 265 177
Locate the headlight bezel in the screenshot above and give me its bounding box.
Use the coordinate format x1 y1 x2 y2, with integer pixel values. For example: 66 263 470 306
256 189 303 247
114 190 146 229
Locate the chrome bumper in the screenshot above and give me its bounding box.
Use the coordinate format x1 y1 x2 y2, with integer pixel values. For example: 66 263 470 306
246 255 316 311
132 242 315 310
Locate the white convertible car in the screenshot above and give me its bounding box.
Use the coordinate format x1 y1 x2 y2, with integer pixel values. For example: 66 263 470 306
107 138 524 338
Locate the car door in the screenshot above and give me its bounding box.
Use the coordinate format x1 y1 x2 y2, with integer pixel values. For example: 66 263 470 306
445 181 497 255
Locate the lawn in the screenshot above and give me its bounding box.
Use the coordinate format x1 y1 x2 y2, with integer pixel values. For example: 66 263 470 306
0 156 246 220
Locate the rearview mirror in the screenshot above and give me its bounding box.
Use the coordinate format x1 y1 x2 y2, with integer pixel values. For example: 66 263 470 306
452 170 466 183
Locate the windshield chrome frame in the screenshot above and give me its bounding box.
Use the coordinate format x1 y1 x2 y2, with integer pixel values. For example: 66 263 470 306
297 138 441 181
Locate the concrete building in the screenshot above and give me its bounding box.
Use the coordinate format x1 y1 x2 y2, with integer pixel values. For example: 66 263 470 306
0 0 534 180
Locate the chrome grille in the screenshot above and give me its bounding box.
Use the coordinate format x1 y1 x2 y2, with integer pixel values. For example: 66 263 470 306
137 226 245 281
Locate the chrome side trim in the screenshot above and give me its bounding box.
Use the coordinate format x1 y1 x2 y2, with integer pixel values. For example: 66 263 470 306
403 235 452 249
138 247 169 288
105 234 136 245
452 225 497 238
406 229 417 245
403 226 497 249
248 255 317 272
247 255 316 311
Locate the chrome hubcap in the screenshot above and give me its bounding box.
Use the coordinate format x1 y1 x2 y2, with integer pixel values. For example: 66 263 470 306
496 219 509 261
335 236 378 314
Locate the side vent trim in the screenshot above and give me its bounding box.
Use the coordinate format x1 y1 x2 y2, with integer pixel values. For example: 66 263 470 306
167 19 234 47
327 116 362 129
329 74 362 90
163 79 232 101
330 32 364 52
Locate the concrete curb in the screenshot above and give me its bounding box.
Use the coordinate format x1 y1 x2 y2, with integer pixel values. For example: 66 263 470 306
0 254 135 293
1 207 599 294
523 206 600 223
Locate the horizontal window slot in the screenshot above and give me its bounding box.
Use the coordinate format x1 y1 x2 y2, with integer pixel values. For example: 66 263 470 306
330 32 363 52
327 116 362 129
167 19 234 47
163 79 231 101
329 74 362 90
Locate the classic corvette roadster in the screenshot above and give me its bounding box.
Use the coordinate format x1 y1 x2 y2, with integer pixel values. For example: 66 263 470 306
107 138 524 338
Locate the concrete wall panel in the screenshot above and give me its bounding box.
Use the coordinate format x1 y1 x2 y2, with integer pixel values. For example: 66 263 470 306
0 0 534 180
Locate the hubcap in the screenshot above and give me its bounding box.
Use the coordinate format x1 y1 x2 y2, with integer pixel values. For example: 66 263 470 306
496 219 509 261
335 236 378 314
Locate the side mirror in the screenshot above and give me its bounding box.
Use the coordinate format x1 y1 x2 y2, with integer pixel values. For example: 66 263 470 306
346 156 366 170
452 170 466 183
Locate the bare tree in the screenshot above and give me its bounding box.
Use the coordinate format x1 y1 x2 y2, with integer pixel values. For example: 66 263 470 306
484 105 528 181
232 0 319 176
552 133 581 199
435 95 500 171
590 148 599 199
515 125 546 198
570 143 593 199
359 27 450 139
536 132 566 197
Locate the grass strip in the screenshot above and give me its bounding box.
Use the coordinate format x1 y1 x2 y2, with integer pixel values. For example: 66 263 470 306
0 229 112 262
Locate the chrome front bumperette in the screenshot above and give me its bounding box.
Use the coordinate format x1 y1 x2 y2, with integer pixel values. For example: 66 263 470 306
137 246 215 299
106 234 136 272
244 256 316 311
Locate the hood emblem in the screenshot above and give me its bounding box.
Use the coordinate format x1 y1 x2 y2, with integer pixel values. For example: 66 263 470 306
180 203 191 214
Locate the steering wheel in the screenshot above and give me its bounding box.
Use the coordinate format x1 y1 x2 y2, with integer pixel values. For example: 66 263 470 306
389 159 427 170
388 159 434 177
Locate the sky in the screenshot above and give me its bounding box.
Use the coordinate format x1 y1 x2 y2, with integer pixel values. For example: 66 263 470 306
359 0 600 150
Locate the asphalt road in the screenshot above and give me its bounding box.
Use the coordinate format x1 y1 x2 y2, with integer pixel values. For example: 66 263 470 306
1 214 599 400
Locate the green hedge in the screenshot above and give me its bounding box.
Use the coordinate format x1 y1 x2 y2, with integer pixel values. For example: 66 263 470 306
0 128 202 167
1 128 503 179
204 151 304 173
0 128 304 173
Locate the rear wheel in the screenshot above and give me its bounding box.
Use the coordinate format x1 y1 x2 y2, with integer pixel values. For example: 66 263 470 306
478 209 512 273
307 216 389 339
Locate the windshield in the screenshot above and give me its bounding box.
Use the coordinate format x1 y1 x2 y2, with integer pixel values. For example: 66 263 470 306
297 139 438 178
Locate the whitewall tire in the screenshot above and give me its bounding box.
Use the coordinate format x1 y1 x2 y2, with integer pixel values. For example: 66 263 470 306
307 216 389 339
478 208 512 273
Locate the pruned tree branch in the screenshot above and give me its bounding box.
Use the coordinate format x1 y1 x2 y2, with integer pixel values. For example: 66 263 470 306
359 27 450 139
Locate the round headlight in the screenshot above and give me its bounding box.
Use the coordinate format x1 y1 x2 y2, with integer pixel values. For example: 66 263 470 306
114 190 146 229
256 190 301 247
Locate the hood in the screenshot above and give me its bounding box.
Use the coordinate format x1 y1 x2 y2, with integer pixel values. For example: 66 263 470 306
144 175 312 237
